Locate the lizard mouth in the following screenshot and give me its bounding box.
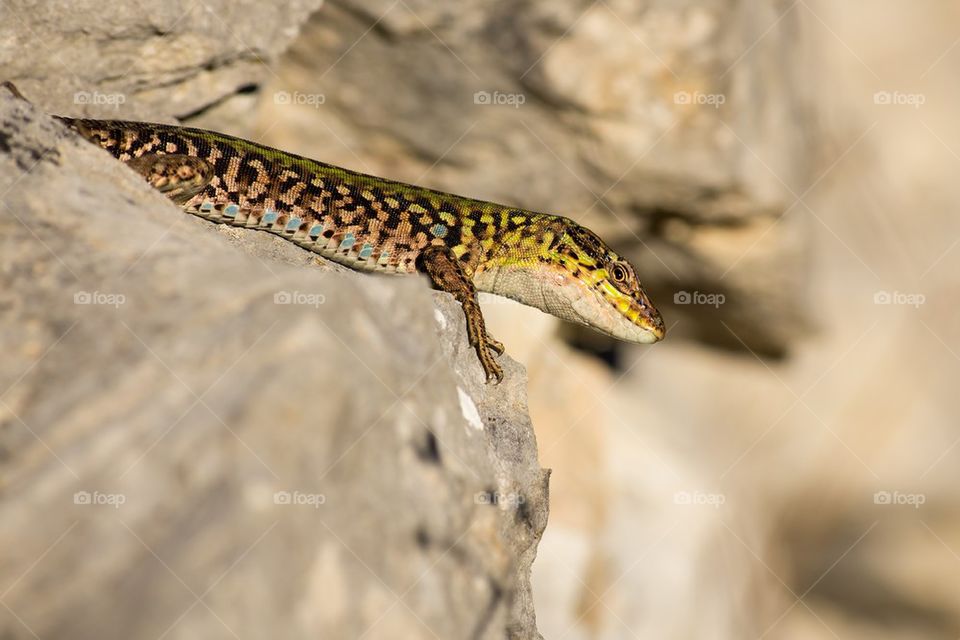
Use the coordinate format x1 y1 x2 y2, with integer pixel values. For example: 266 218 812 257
570 289 664 344
476 262 664 345
540 269 665 344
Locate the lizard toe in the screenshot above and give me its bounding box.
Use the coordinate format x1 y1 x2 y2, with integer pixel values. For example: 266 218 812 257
482 355 504 384
486 336 505 356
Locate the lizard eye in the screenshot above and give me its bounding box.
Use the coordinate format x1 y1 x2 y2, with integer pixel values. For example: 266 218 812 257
608 260 640 296
609 262 630 286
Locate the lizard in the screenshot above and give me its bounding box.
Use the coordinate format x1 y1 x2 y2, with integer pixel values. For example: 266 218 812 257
2 81 665 383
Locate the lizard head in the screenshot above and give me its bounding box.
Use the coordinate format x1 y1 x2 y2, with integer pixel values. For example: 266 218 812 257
477 218 665 344
541 220 665 344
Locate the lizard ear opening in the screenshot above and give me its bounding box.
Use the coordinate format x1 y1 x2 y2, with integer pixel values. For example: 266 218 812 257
547 220 579 256
547 231 567 254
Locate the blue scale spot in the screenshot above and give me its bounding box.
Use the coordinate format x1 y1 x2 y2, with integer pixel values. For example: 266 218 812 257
199 201 214 212
339 233 356 250
285 217 301 231
430 224 448 239
223 204 240 218
379 250 390 261
358 243 374 260
262 211 278 225
309 224 324 238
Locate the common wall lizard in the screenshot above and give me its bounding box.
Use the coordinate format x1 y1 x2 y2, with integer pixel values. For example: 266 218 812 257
3 82 664 382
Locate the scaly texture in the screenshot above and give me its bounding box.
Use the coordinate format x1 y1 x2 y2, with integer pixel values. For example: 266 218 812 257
53 112 665 381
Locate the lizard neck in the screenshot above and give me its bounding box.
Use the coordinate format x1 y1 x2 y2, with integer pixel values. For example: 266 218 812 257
471 214 565 299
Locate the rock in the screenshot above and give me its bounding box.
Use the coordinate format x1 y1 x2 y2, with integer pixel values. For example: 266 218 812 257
0 85 547 639
257 0 813 355
0 0 323 122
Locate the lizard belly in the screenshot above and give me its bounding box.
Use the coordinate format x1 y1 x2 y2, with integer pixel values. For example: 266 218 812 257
181 197 419 275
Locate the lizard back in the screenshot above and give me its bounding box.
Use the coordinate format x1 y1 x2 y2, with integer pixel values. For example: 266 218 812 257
58 117 555 276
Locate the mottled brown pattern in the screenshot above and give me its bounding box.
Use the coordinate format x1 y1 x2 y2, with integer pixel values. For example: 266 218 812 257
57 117 562 276
54 114 664 381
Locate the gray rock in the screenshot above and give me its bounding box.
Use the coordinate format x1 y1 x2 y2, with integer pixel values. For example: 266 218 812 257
0 86 547 639
258 0 814 354
0 0 323 122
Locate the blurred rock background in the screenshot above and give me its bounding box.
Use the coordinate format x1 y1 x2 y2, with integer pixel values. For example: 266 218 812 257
253 1 960 638
3 0 959 638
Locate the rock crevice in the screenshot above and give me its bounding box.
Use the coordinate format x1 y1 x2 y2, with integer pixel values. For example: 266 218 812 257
0 88 548 640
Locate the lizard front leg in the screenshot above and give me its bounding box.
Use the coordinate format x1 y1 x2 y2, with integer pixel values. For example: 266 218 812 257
418 245 504 383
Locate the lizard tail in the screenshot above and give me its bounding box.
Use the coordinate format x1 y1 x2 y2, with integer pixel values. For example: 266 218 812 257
1 81 30 102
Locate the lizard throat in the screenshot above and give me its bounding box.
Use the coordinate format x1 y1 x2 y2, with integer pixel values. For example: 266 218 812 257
473 263 661 344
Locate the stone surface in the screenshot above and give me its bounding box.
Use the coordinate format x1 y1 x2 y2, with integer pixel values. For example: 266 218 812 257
247 2 959 639
5 2 956 638
519 3 960 639
257 0 813 356
0 88 547 639
0 0 323 122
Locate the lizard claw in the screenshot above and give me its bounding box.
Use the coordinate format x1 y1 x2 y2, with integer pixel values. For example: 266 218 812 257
479 345 504 384
468 330 504 383
486 335 505 356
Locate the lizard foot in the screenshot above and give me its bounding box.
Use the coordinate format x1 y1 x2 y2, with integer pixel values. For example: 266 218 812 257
463 299 504 384
419 244 506 384
472 331 504 384
485 335 505 356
